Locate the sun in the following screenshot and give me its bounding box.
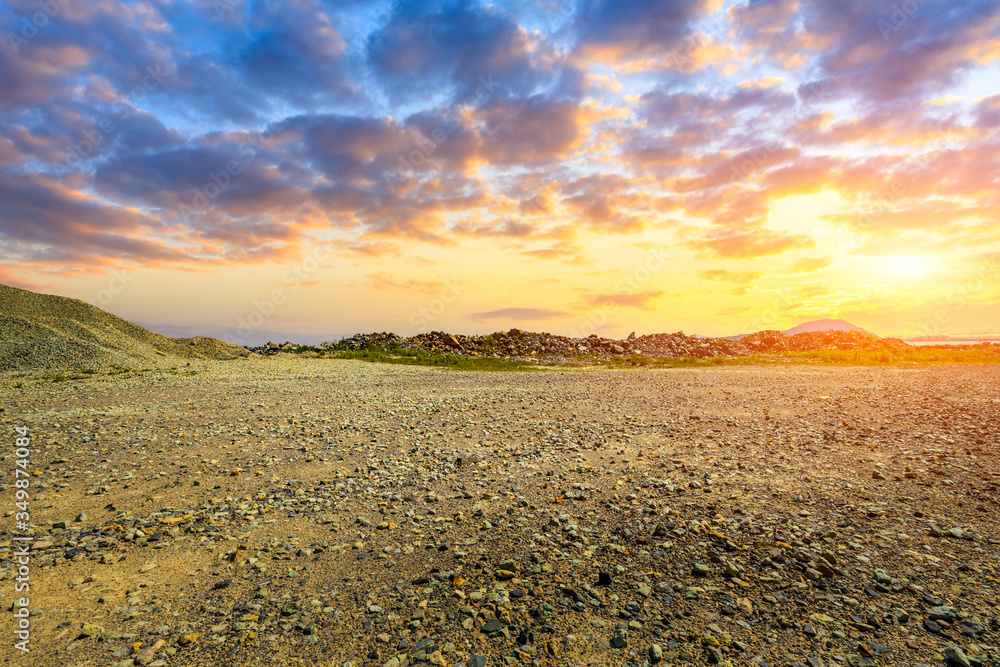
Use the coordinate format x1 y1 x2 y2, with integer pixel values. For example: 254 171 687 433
887 255 931 277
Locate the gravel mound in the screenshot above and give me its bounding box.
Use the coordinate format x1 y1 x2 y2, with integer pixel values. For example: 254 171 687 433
0 283 248 372
256 326 916 361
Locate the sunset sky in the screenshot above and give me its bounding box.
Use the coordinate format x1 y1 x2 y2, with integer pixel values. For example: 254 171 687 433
1 0 998 344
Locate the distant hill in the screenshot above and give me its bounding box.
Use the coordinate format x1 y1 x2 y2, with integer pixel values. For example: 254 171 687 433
726 318 872 341
0 283 249 372
782 319 872 336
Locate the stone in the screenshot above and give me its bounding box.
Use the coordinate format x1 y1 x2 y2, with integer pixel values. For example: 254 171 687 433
80 623 105 637
483 619 506 638
944 645 971 667
135 639 166 666
612 626 628 648
931 606 959 621
650 643 663 663
495 560 517 580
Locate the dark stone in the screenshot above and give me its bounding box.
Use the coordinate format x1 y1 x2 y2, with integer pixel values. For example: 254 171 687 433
483 619 506 638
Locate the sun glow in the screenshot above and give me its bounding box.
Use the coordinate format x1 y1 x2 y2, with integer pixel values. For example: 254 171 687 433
887 255 932 277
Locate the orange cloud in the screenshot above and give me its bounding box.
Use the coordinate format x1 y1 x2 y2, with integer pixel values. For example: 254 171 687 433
582 290 664 310
787 257 832 273
691 228 815 259
700 269 762 282
365 274 445 295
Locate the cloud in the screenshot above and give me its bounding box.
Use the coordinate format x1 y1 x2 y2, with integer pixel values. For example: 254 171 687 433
787 256 832 273
237 0 358 109
468 307 573 321
366 274 445 295
476 96 588 166
734 0 1000 104
690 228 815 259
571 0 717 65
367 1 567 105
699 269 763 282
582 290 664 310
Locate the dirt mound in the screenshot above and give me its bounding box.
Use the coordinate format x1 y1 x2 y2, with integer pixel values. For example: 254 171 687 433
0 283 249 372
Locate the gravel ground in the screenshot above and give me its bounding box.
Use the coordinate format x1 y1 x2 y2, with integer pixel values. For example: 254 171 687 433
0 284 248 372
0 357 998 667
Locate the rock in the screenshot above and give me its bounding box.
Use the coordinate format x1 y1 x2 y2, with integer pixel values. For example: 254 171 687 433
612 626 628 648
80 623 105 637
692 563 711 577
135 639 166 666
650 643 663 663
495 560 517 579
944 645 971 667
931 606 959 621
467 657 488 667
483 619 506 638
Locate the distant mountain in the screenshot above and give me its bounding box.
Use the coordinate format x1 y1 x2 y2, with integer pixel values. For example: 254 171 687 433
726 318 872 340
782 319 872 336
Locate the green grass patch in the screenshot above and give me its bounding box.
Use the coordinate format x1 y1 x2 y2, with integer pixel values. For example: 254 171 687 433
777 346 1000 366
602 353 769 368
328 346 538 371
39 372 92 383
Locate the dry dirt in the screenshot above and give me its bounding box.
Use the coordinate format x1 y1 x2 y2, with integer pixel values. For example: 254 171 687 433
1 357 998 667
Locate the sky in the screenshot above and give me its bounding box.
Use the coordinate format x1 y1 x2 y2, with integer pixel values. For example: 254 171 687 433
1 0 998 344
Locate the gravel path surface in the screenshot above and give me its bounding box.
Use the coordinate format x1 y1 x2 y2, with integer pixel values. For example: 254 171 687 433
1 358 998 667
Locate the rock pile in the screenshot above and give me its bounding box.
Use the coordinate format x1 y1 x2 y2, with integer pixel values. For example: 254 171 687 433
254 327 919 361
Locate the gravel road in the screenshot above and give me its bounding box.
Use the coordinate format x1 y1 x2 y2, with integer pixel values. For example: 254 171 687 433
1 357 998 667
